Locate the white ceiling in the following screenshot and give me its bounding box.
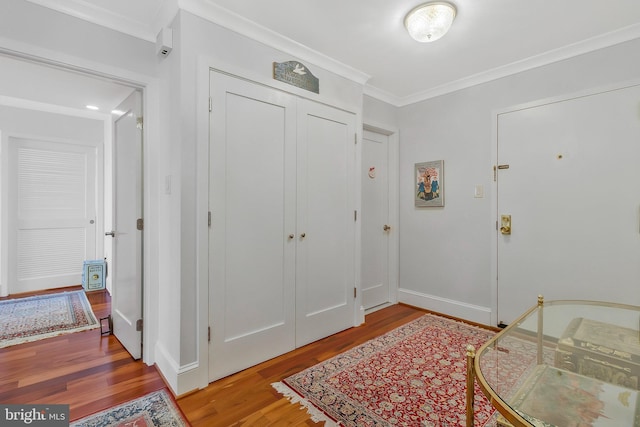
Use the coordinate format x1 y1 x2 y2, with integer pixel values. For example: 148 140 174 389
16 0 640 107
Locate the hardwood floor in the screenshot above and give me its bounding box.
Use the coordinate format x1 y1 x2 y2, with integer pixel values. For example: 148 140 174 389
179 304 427 426
0 288 427 425
0 287 166 421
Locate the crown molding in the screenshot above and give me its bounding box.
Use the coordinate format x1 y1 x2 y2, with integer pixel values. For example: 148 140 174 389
381 22 640 108
22 0 640 106
363 85 403 107
24 0 160 42
23 0 369 86
178 0 370 85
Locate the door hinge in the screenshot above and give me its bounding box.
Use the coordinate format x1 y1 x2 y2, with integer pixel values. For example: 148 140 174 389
208 211 212 227
354 287 357 298
137 218 144 231
208 326 211 342
136 116 143 130
209 97 212 112
354 210 357 221
136 319 143 331
354 133 357 144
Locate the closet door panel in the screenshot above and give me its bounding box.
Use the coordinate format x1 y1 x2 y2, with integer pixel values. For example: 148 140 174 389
209 72 297 380
296 99 356 346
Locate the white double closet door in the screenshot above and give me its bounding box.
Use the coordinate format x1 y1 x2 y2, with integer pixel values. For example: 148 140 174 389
209 71 356 380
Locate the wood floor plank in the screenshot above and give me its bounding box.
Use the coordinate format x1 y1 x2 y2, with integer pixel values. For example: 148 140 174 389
1 287 431 425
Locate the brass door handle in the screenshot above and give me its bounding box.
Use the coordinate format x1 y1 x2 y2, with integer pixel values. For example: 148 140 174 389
383 225 391 231
500 226 511 234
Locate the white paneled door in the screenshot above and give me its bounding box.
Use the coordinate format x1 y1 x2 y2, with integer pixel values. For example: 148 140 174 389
496 84 640 325
209 73 297 380
109 90 143 360
7 137 97 294
361 130 390 310
295 98 356 347
209 72 356 380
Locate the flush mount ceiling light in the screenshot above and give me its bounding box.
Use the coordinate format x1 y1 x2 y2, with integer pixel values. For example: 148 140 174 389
404 2 457 42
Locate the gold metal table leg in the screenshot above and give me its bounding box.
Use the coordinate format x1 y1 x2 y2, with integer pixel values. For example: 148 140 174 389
466 344 476 427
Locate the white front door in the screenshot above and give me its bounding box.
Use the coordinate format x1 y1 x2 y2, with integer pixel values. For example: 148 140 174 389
109 90 143 359
496 84 640 324
209 72 297 380
361 129 390 310
295 99 356 346
7 137 97 294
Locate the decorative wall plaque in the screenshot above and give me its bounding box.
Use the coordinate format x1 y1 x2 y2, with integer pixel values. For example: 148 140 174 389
273 61 319 94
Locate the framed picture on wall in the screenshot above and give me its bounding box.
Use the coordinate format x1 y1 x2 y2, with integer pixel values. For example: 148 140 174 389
415 160 444 207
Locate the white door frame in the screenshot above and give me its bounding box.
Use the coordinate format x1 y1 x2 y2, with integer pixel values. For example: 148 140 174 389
195 56 368 391
363 122 399 310
5 134 101 294
0 47 159 366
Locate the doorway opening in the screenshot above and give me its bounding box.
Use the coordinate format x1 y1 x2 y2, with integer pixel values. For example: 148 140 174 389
0 52 145 360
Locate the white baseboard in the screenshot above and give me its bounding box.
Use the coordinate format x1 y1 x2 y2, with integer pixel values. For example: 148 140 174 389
154 342 205 396
398 288 493 326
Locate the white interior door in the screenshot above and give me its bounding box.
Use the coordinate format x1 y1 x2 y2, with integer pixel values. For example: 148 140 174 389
110 90 143 359
496 84 640 324
295 99 356 347
361 130 390 310
7 137 97 294
209 72 297 380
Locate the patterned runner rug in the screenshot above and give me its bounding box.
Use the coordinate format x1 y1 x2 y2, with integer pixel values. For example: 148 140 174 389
274 314 540 427
0 290 99 348
71 389 190 427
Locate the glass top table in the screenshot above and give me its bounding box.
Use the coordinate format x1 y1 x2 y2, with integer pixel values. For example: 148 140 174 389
466 296 640 426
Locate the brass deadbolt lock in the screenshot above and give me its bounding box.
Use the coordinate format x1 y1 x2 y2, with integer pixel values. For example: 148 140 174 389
500 215 511 235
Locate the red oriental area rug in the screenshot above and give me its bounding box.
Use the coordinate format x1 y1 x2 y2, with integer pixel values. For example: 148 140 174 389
70 389 190 427
0 290 99 348
274 314 540 427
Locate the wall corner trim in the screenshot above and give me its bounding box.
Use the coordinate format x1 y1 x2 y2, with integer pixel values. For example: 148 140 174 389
154 342 204 396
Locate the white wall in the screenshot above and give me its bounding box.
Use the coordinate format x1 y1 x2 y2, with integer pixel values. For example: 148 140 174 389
0 0 156 77
364 95 398 130
396 38 640 324
154 10 366 395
